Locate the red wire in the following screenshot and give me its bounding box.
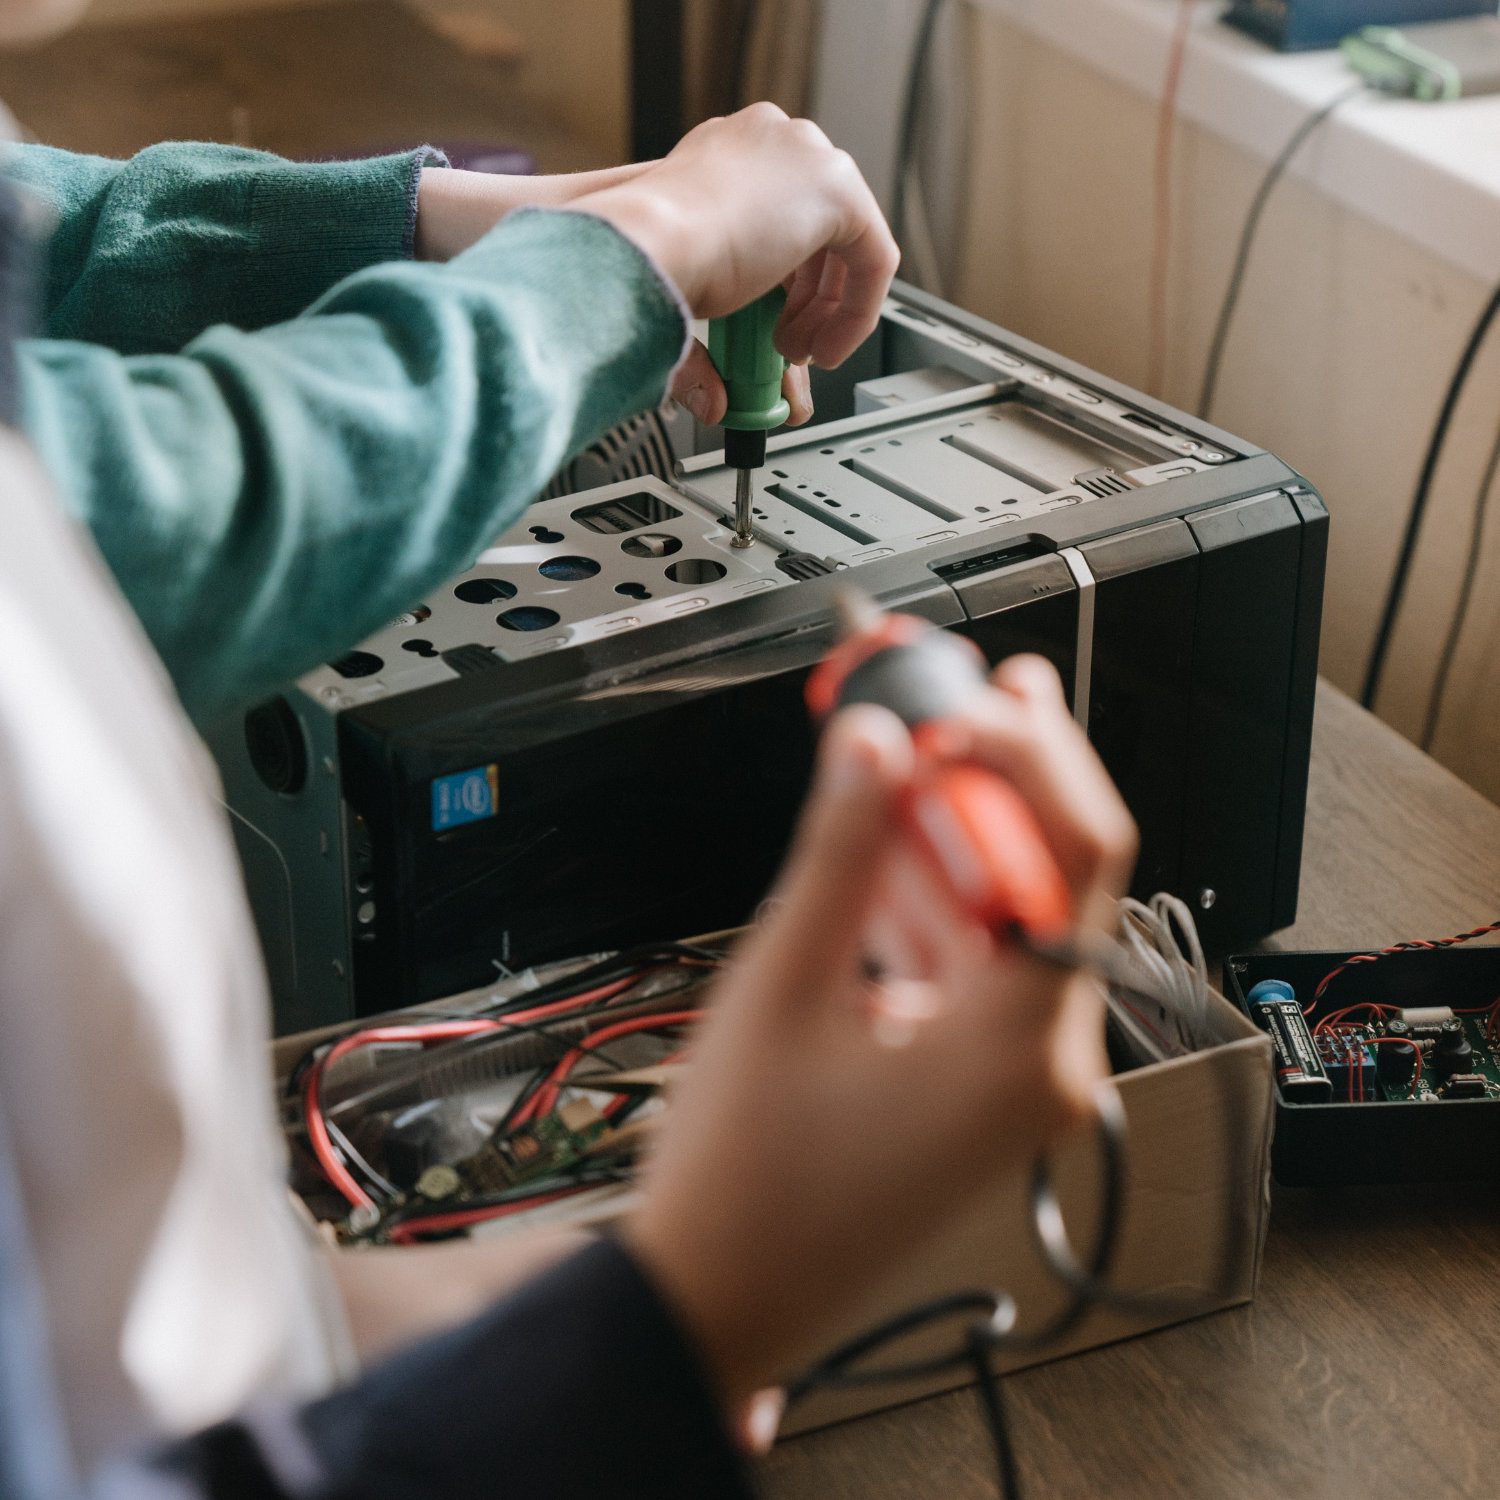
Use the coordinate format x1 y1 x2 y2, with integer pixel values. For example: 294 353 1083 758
304 976 640 1211
512 1010 703 1129
1309 920 1500 1008
1313 1003 1396 1034
387 1186 592 1245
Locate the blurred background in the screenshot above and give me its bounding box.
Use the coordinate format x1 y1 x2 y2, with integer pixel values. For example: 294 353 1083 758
9 0 1500 801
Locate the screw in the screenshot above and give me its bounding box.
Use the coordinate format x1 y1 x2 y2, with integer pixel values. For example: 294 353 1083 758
1199 888 1218 911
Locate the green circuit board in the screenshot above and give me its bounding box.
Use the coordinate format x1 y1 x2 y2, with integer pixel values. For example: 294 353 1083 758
1313 1012 1500 1104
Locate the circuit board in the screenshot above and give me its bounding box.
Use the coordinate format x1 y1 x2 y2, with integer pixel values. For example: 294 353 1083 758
1310 1008 1500 1104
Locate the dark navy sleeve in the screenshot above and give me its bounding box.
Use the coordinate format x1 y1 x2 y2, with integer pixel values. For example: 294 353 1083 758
123 1236 757 1500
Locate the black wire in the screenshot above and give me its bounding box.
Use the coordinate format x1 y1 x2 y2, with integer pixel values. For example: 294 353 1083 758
967 1325 1021 1500
1420 415 1500 750
788 1097 1128 1500
788 937 1250 1500
1197 83 1366 423
891 0 947 265
302 950 721 1121
1363 278 1500 711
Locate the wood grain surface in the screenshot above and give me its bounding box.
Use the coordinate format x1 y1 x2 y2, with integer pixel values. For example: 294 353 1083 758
766 682 1500 1499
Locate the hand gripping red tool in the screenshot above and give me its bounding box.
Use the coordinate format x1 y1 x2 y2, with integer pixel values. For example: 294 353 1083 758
805 593 1073 943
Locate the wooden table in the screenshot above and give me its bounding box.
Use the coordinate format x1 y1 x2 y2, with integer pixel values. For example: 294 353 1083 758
765 681 1500 1500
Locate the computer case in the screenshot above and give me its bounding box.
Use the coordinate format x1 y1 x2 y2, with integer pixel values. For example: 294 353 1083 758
209 283 1328 1034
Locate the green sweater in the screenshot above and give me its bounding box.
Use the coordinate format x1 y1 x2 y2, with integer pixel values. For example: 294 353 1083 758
8 143 688 724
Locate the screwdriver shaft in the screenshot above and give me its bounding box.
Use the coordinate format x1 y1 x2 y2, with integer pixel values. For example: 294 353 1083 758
732 467 755 548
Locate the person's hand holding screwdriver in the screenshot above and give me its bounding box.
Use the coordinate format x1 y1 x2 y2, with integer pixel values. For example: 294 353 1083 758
625 655 1138 1420
572 102 901 431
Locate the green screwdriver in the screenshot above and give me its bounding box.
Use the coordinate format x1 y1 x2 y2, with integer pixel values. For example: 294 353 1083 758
709 288 790 548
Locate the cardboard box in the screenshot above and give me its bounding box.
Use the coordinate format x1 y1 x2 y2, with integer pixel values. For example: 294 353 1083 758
275 948 1274 1432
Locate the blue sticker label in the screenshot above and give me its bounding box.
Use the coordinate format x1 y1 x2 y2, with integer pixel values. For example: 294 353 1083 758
431 765 499 831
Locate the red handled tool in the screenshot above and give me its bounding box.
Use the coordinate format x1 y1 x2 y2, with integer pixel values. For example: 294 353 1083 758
805 592 1073 942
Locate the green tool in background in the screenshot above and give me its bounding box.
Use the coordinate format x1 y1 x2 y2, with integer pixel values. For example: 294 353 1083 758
1342 17 1500 101
709 287 789 548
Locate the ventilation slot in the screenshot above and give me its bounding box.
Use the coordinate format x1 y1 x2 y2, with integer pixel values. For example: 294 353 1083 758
1074 468 1133 499
572 490 682 534
933 540 1052 585
768 484 879 545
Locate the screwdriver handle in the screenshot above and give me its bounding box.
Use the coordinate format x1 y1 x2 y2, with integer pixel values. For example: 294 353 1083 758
904 748 1073 940
709 288 791 434
806 602 1074 942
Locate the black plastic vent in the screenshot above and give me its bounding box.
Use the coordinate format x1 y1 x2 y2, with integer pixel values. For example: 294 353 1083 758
1075 467 1132 499
933 540 1051 585
776 551 838 581
441 644 506 675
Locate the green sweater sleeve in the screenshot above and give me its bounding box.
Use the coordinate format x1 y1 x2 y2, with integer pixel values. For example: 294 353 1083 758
6 141 442 352
18 207 690 724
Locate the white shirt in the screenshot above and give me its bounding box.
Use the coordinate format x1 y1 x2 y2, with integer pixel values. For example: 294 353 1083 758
0 426 350 1472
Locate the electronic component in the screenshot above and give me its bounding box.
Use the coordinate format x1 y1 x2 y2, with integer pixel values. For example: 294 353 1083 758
211 285 1327 1032
1246 980 1333 1102
1316 1031 1375 1102
1400 1005 1456 1034
1229 946 1500 1184
1375 1034 1417 1088
1438 1073 1489 1100
470 1098 610 1192
1431 1017 1476 1080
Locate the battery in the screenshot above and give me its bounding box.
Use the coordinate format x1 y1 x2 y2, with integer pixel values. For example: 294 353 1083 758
1246 980 1334 1102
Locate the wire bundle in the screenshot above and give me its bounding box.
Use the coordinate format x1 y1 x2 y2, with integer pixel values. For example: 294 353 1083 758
288 945 722 1236
1309 920 1500 1005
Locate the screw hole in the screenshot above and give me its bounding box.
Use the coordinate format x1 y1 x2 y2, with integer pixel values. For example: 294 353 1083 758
455 577 517 604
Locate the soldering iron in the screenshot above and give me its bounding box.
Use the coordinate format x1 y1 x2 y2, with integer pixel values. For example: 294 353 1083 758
709 288 790 547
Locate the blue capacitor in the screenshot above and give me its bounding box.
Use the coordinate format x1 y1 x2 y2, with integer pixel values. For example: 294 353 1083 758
1246 979 1297 1007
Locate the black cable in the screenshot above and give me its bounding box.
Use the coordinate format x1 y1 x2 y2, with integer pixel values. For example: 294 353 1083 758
890 0 947 264
788 1096 1128 1500
1363 278 1500 711
1420 416 1500 750
967 1326 1021 1500
788 928 1251 1499
1197 83 1366 422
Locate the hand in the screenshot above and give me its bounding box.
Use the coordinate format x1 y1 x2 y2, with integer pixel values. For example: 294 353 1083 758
624 656 1137 1412
416 151 818 427
671 343 814 430
573 103 901 372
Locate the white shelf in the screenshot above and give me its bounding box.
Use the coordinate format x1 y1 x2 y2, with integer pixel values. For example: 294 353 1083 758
973 0 1500 282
